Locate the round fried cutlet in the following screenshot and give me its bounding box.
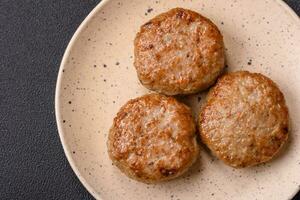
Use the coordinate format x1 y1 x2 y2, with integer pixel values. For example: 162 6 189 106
199 71 289 168
134 8 225 95
107 94 199 183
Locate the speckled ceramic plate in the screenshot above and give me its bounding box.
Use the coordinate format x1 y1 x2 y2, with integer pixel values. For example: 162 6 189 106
55 0 300 199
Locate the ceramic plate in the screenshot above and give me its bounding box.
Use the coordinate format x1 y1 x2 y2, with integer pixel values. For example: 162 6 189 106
55 0 300 199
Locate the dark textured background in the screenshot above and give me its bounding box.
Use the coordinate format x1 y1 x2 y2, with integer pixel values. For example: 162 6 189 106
0 0 299 199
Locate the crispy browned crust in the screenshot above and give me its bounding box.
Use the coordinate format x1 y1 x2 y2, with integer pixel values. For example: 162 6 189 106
199 71 289 168
107 94 199 183
134 8 225 95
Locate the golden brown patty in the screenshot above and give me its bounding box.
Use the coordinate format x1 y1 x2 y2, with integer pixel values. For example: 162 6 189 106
199 71 289 168
134 8 225 95
107 94 199 183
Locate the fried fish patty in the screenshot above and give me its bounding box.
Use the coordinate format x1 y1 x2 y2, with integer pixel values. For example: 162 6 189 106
107 94 199 183
199 71 289 168
134 8 225 95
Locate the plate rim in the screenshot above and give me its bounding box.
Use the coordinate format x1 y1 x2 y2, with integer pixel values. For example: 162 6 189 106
55 0 300 199
55 0 110 199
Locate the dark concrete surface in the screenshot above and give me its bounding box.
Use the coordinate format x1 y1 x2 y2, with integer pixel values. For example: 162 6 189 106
0 0 299 199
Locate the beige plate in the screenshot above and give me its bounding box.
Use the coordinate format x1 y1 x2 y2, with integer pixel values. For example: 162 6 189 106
55 0 300 199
